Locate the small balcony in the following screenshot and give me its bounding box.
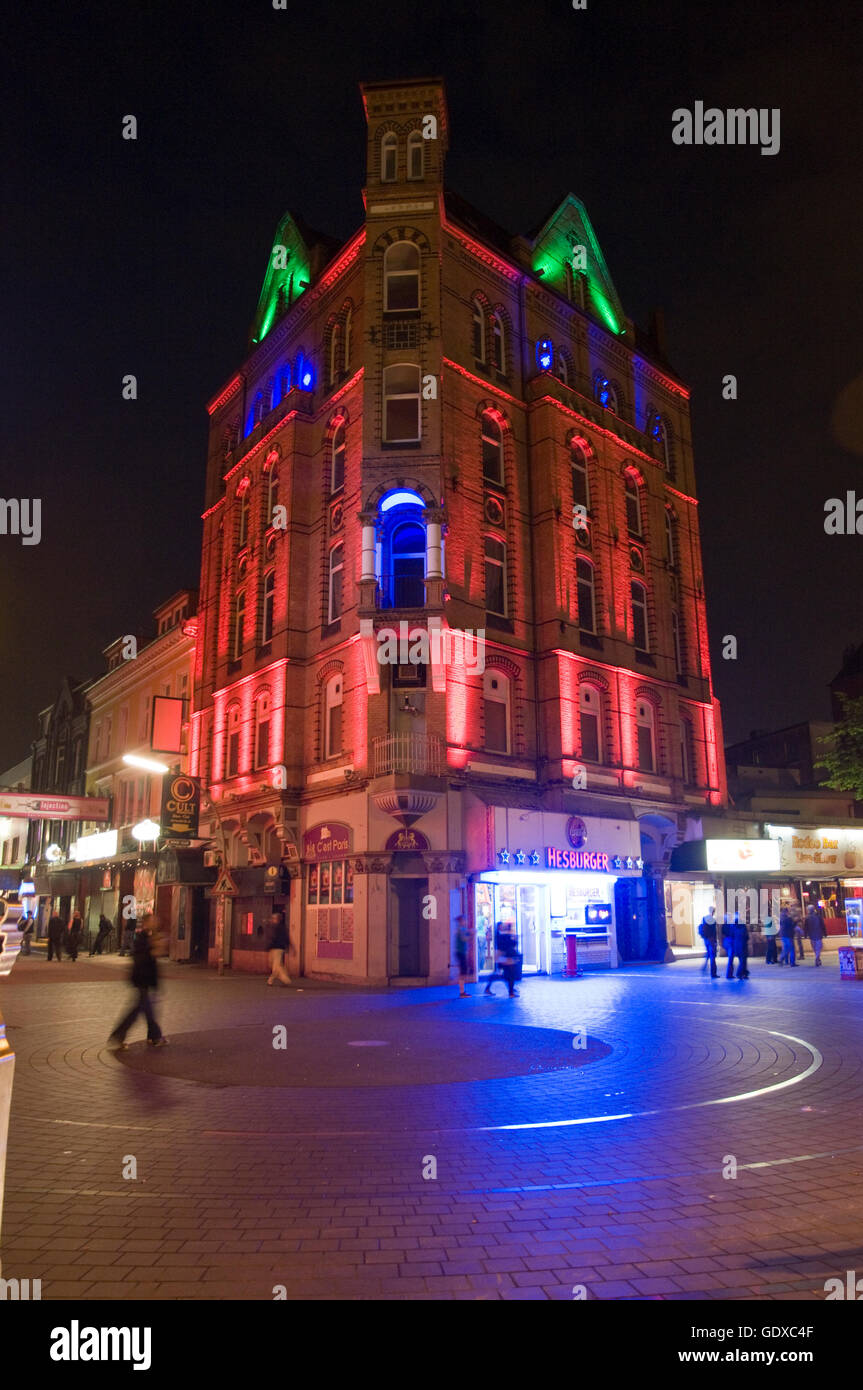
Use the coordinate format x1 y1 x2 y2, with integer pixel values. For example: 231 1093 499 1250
375 573 426 610
373 733 443 777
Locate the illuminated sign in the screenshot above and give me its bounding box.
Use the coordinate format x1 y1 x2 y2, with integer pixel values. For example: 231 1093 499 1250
159 773 200 839
0 792 110 822
70 829 118 862
705 839 780 873
546 847 610 872
586 903 613 924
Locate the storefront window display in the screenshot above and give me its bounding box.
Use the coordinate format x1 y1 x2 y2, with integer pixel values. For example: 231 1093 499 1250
307 859 354 959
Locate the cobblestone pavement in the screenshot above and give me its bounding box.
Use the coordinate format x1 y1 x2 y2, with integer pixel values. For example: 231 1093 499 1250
2 951 863 1300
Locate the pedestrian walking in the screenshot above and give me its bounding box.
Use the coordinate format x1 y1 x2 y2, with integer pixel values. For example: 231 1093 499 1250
18 913 34 955
108 915 165 1049
265 910 292 986
118 917 136 956
698 906 719 977
66 911 84 962
721 913 734 974
483 922 509 996
90 914 113 956
46 911 65 961
499 925 522 998
792 904 806 961
726 914 749 980
804 904 827 966
762 912 779 965
779 907 797 965
453 915 473 997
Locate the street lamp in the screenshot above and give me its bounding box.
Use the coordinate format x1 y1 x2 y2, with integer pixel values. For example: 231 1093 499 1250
132 819 161 842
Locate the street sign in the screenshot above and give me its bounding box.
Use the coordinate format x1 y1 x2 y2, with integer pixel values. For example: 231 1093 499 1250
213 868 238 896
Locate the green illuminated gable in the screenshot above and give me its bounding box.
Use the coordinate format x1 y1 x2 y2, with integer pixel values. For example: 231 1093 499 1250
530 195 625 336
250 212 313 345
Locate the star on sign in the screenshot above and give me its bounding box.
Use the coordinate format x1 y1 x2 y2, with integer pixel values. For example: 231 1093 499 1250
625 857 634 869
635 857 644 870
529 850 541 866
514 849 526 864
498 849 510 865
612 856 622 870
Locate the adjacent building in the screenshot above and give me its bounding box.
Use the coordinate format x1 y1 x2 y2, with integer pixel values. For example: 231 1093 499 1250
191 76 726 984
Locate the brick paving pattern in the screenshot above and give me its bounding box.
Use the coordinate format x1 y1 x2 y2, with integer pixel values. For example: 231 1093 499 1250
3 951 863 1300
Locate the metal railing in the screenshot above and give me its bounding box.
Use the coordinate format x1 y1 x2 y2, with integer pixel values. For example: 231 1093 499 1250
376 573 426 609
373 733 443 777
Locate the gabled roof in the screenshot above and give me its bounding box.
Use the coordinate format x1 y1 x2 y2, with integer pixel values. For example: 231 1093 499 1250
249 211 340 347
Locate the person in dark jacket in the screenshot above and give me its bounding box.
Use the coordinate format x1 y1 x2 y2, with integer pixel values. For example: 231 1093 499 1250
804 905 827 966
499 926 521 998
779 908 797 965
726 915 749 980
698 907 719 977
108 915 165 1048
46 912 65 961
90 914 113 956
66 911 84 962
483 922 508 996
19 914 34 955
453 916 474 997
265 910 292 986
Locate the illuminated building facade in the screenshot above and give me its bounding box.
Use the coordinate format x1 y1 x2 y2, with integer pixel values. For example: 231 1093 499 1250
192 77 726 983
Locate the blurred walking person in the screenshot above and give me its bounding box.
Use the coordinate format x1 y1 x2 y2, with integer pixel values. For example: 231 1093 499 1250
483 922 508 996
779 907 797 965
18 913 34 955
108 915 165 1049
90 913 113 956
46 911 65 961
762 911 779 965
792 902 806 960
66 910 84 962
805 904 827 966
265 910 292 986
454 915 473 997
698 906 718 977
726 914 749 980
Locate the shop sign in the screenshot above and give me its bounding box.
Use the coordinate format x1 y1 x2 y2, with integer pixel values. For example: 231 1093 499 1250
586 903 613 924
69 829 118 863
303 822 352 862
705 839 780 873
546 847 610 872
566 816 588 849
159 773 200 839
0 792 111 822
765 825 863 874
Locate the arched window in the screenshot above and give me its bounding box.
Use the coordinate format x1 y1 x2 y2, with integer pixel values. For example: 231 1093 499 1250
625 474 642 536
232 590 246 660
381 131 397 182
331 421 346 492
481 411 504 484
472 297 486 361
555 352 570 388
579 684 603 762
254 690 271 769
328 322 342 386
484 536 507 616
262 569 275 644
328 543 344 623
576 558 596 633
636 699 656 774
595 375 617 412
266 465 279 529
483 670 511 753
384 241 420 311
226 705 241 778
324 674 343 759
407 130 424 180
631 580 649 652
391 519 426 607
650 413 672 471
343 307 352 371
671 608 684 675
571 439 590 510
383 364 421 443
237 484 251 549
279 363 292 401
491 312 505 372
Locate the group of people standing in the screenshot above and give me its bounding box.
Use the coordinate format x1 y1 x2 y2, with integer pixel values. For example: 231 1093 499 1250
36 910 114 961
698 902 829 977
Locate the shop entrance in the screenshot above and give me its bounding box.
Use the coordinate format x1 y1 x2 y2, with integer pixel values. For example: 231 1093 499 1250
389 872 429 977
474 881 548 975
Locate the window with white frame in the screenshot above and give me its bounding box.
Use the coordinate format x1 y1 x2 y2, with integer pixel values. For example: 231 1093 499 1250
483 670 510 753
254 690 271 769
383 365 420 442
384 241 420 311
631 580 649 651
381 131 397 182
262 569 275 644
266 463 279 527
331 421 346 491
328 322 342 386
671 608 683 674
571 439 590 510
491 312 505 372
625 474 642 535
407 129 423 179
481 411 504 484
226 705 241 778
636 699 656 774
232 589 246 659
579 684 602 762
484 536 507 616
576 557 596 633
665 507 676 566
344 307 352 370
472 297 486 361
324 673 343 759
328 543 344 623
238 485 251 549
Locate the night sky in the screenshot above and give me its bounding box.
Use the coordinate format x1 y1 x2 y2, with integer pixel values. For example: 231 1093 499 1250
4 0 862 772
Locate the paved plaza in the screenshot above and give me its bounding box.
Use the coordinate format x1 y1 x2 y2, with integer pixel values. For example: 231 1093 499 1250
2 950 863 1300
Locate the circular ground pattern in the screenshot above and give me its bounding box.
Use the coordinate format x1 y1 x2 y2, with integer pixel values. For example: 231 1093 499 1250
115 1013 611 1087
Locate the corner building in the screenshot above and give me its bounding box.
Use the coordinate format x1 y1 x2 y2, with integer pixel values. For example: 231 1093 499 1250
192 77 726 983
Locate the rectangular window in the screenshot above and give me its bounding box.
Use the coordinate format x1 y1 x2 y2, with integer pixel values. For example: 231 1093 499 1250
637 723 654 773
581 710 600 763
484 698 508 753
327 701 343 759
227 732 240 779
255 717 270 770
484 538 507 616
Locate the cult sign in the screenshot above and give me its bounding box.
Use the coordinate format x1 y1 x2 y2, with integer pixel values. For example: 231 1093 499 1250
159 773 201 839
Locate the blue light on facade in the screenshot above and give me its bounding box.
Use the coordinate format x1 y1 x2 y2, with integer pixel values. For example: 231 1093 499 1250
536 338 553 371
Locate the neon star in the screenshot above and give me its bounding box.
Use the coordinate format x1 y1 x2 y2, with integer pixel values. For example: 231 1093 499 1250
514 849 526 864
529 850 541 865
612 856 623 870
498 849 510 865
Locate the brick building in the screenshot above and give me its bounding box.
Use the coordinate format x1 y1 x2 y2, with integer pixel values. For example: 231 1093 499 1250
191 76 726 983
